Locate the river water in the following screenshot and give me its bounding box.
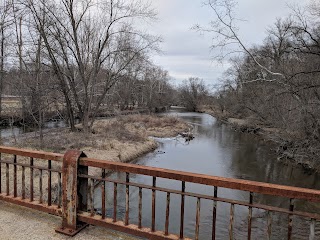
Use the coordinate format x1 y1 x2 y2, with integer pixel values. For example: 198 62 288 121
2 110 320 239
99 110 320 239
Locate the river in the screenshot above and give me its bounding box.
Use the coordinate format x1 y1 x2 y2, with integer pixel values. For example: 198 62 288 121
2 110 320 239
101 110 320 239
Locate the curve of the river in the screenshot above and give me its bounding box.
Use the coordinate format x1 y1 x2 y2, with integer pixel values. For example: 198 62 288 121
2 110 320 239
103 110 320 239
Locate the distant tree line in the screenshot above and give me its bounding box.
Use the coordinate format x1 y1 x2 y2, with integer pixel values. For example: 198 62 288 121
178 77 208 112
199 0 320 165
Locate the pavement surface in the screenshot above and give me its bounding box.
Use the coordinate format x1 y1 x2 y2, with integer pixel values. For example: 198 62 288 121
0 201 139 240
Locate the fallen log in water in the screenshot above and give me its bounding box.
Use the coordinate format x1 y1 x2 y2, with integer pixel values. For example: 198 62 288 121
179 132 195 141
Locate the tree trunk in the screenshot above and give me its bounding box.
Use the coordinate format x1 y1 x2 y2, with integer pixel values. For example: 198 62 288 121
0 26 4 118
64 94 76 132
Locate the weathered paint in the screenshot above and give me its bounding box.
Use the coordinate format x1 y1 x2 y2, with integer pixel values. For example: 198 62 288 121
55 150 88 236
0 146 320 239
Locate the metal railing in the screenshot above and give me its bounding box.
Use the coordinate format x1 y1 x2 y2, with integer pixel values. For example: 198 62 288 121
0 146 320 239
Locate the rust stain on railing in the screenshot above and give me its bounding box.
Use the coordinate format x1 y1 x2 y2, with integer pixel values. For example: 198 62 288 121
0 146 319 239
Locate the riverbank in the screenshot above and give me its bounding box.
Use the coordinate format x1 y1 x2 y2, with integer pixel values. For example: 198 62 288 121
0 114 189 202
199 105 317 173
6 114 190 163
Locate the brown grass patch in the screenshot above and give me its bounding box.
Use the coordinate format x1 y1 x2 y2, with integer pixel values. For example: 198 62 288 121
2 114 188 200
9 114 189 163
94 114 189 138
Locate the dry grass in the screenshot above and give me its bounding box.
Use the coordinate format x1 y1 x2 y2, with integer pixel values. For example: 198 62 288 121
95 114 189 138
1 114 189 206
9 114 189 163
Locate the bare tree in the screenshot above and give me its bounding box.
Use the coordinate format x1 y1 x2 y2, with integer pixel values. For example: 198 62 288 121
193 0 285 80
208 0 320 166
21 0 160 132
0 0 12 117
179 78 208 112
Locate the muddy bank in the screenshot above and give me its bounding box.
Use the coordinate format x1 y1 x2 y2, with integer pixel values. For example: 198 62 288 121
199 106 318 174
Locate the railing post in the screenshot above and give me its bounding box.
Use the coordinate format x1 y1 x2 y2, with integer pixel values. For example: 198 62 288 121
55 150 88 236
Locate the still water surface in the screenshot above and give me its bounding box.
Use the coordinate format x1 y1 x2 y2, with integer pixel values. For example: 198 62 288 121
101 111 320 239
2 110 319 239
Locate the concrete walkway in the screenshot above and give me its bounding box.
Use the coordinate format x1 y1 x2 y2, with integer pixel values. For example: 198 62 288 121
0 201 139 240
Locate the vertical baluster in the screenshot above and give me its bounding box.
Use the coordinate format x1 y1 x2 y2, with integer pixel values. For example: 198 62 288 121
151 176 156 232
101 169 106 219
87 178 91 212
58 172 61 208
309 218 315 240
90 178 94 216
47 160 52 206
13 155 17 197
22 165 25 199
138 187 142 229
165 192 170 235
180 181 186 239
212 186 218 240
229 204 234 240
288 199 294 240
0 153 2 193
39 169 43 203
248 192 253 240
195 197 201 240
113 182 117 222
30 158 34 201
125 172 130 225
267 211 272 240
6 160 9 196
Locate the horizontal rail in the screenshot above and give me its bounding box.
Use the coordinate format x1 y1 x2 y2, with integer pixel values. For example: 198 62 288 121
0 194 62 216
79 174 320 220
1 146 320 239
78 212 192 240
0 159 62 173
80 157 320 202
0 146 63 162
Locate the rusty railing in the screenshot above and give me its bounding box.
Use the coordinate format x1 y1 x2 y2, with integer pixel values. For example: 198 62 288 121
0 146 320 239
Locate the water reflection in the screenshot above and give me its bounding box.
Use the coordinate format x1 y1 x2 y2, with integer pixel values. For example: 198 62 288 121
2 111 319 239
96 111 320 239
0 119 67 140
0 127 23 139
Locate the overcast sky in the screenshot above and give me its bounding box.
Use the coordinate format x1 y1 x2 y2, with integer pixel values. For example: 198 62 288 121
144 0 303 87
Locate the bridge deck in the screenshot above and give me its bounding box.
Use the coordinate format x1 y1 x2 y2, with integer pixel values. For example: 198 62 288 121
0 201 137 240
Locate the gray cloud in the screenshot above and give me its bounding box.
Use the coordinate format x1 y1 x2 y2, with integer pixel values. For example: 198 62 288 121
143 0 303 86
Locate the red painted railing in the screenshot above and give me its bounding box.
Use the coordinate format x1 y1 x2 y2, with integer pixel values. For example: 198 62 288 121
0 146 319 239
